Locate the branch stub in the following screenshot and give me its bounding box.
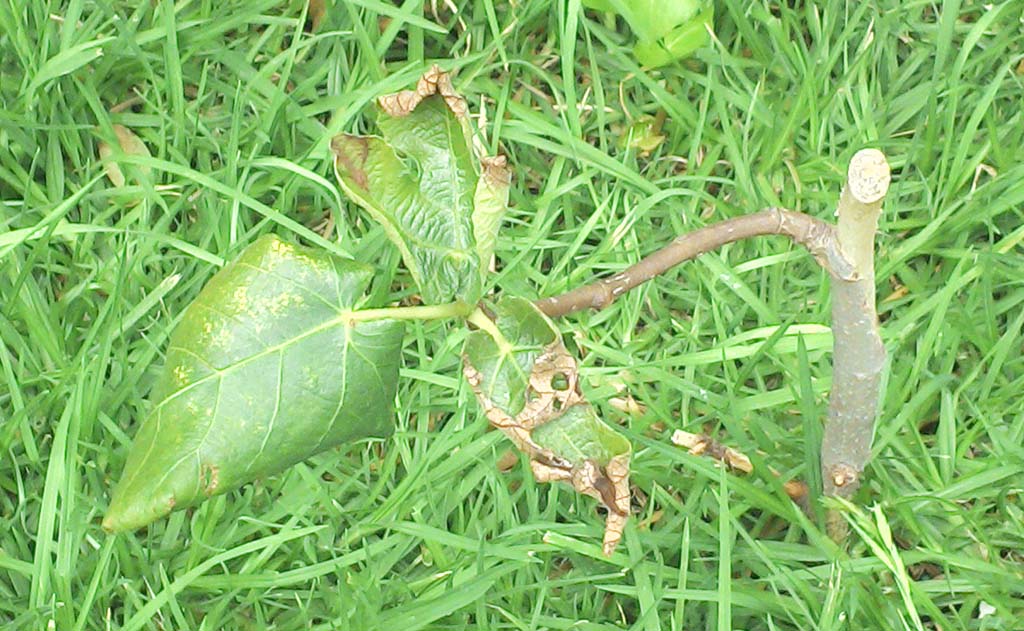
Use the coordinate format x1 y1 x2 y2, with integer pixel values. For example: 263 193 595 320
847 149 891 204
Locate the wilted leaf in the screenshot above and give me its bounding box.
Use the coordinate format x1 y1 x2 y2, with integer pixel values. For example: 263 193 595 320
472 156 511 278
98 124 151 188
104 234 405 532
532 404 631 467
333 66 506 305
671 430 810 504
462 297 631 555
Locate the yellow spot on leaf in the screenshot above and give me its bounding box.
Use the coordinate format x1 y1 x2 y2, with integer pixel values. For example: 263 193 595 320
233 286 249 311
172 364 191 386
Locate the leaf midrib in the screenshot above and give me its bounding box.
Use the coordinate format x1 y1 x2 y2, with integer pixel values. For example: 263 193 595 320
155 310 363 414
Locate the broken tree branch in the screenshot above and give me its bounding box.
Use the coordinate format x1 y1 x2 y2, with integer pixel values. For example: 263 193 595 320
534 150 890 541
532 150 892 540
535 207 854 319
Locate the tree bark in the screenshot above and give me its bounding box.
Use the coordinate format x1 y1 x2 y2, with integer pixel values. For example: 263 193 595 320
535 207 853 319
535 151 891 541
821 149 890 538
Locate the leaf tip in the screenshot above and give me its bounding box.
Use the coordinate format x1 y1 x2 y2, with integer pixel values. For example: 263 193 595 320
480 155 511 188
102 491 176 534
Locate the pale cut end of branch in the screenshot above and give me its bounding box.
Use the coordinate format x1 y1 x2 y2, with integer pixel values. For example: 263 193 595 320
847 149 891 205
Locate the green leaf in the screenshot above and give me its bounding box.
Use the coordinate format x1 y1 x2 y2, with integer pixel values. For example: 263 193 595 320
462 297 632 555
332 67 498 305
633 5 713 67
627 0 703 42
531 404 631 468
104 235 405 532
583 0 712 67
462 297 560 416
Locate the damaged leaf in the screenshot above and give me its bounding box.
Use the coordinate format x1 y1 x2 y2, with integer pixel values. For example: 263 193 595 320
472 156 511 278
332 66 506 305
104 235 405 532
98 124 152 188
532 404 631 467
672 430 810 504
462 297 631 555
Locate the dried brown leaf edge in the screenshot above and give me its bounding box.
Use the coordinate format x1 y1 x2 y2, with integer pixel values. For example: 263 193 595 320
463 313 631 556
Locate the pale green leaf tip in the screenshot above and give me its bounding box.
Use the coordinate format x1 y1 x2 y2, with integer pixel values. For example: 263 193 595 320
103 461 190 533
103 487 174 533
472 155 512 278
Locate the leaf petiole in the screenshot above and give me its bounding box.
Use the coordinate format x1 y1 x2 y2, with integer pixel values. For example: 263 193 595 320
351 300 475 323
466 307 514 354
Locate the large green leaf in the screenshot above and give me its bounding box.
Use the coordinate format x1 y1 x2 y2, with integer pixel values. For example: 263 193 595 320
462 297 632 555
332 67 492 305
104 235 405 532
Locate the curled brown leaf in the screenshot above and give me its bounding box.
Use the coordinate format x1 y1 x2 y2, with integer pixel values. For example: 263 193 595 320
671 430 809 504
378 64 467 118
98 124 151 188
464 328 631 556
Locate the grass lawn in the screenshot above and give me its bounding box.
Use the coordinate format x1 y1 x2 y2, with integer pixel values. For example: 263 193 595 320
2 1 1024 629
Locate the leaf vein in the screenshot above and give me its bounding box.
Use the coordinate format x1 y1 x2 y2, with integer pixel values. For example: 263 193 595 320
248 349 285 474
